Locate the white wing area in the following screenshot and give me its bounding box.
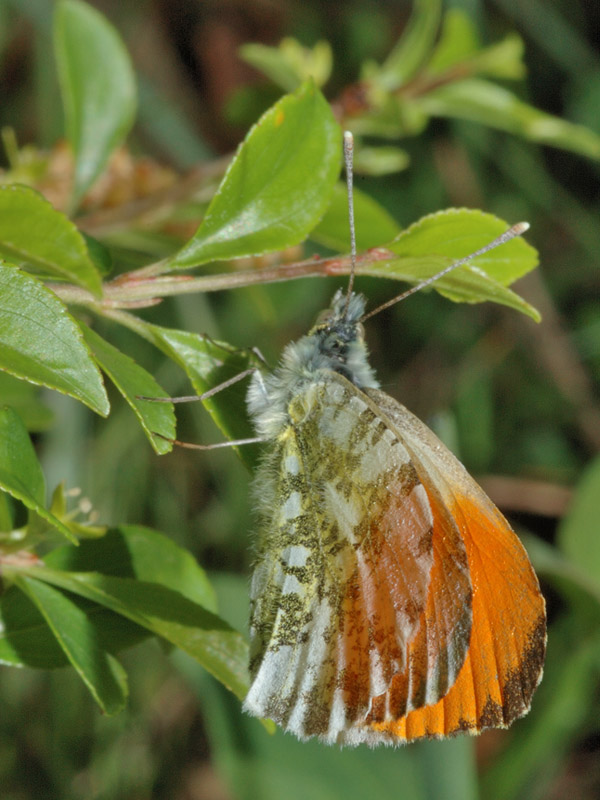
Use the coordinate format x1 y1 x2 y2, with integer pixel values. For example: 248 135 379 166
244 376 472 744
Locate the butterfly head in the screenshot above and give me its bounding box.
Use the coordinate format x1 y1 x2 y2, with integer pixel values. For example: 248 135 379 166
247 289 379 439
306 289 378 389
311 287 364 334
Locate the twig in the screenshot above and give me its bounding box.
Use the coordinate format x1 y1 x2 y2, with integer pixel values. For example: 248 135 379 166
479 474 572 518
48 248 395 309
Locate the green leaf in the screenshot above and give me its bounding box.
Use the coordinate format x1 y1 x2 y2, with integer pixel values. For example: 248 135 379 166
391 209 537 284
54 0 137 207
0 407 44 506
348 92 429 140
378 0 442 89
427 9 480 73
0 584 149 669
0 264 109 415
0 584 74 668
15 575 128 714
466 34 526 81
353 145 410 176
557 455 600 586
22 566 250 701
0 524 217 670
239 38 332 91
428 11 525 80
0 184 102 294
311 182 401 252
0 372 53 432
0 491 14 532
0 407 76 543
360 209 541 320
82 232 113 276
419 79 600 160
143 323 258 466
45 525 218 613
80 325 176 454
170 81 341 268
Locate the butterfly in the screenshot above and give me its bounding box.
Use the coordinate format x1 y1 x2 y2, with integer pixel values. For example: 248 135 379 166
239 135 546 746
153 134 546 745
242 287 545 745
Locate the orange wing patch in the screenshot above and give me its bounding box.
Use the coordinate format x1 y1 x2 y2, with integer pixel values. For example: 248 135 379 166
369 492 546 741
366 480 473 730
331 465 437 719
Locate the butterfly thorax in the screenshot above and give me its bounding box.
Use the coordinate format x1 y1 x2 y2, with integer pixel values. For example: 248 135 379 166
247 290 380 440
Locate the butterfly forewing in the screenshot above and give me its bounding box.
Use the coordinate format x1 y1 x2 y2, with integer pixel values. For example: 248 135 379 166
244 376 439 743
364 390 546 740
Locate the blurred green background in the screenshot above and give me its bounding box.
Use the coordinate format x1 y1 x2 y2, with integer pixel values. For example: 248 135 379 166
1 1 600 798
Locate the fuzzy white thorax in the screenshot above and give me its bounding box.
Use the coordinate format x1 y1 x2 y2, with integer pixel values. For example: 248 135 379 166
247 290 380 440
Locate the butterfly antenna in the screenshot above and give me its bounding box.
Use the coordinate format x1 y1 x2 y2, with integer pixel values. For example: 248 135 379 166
342 130 357 319
361 221 530 323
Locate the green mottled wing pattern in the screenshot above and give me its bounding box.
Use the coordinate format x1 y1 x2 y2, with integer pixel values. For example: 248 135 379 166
243 375 470 744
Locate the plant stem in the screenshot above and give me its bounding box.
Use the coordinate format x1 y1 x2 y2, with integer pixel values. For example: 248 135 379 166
48 248 394 309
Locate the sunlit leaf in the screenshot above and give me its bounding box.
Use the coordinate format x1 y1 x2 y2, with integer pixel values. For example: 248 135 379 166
357 209 540 320
240 38 332 91
170 81 341 268
428 11 525 80
311 181 401 252
0 264 109 415
0 584 148 669
353 145 410 176
143 323 259 467
0 184 102 294
0 525 218 670
46 525 218 612
427 9 479 73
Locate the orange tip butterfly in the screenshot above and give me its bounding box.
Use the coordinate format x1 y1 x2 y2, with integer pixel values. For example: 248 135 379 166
241 131 546 745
